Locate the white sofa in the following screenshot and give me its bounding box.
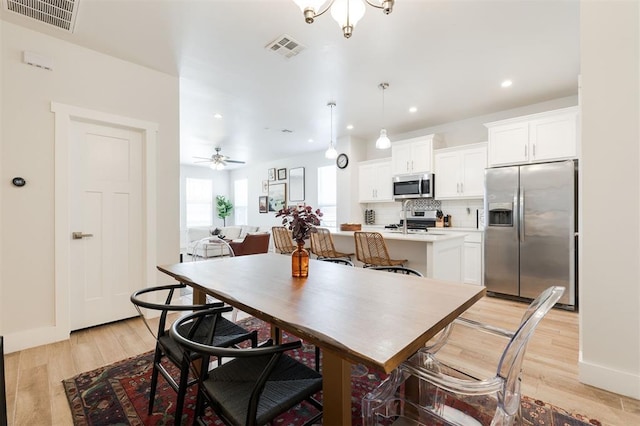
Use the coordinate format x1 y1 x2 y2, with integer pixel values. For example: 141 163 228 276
186 225 261 258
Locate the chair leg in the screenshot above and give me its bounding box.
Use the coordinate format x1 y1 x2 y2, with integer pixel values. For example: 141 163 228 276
315 346 321 372
148 346 163 415
173 359 191 426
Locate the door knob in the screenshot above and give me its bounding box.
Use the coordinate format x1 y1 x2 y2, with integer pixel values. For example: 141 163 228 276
72 232 94 239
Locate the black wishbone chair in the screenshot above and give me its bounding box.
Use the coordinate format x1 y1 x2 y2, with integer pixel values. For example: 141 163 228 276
369 265 424 276
130 283 257 425
171 308 323 426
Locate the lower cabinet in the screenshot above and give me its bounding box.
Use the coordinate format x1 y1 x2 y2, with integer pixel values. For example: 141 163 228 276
464 240 483 285
434 229 483 285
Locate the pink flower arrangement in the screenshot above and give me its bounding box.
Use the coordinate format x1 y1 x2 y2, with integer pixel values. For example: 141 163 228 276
276 205 323 244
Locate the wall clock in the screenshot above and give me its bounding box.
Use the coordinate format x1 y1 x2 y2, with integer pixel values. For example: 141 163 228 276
336 153 349 169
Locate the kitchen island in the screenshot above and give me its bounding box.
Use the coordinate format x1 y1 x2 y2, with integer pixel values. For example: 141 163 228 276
330 228 466 282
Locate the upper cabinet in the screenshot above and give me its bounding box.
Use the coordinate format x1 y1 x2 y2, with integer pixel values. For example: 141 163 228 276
485 106 578 167
434 143 487 200
358 159 393 203
391 134 441 175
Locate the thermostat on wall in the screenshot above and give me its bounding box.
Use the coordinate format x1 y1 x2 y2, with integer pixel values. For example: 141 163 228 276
12 177 26 187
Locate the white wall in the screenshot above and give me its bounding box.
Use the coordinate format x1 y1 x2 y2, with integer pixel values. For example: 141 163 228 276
579 1 640 398
228 148 336 230
0 22 180 351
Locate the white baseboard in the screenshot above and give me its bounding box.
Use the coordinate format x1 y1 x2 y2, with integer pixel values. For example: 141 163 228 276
3 325 69 354
579 354 640 399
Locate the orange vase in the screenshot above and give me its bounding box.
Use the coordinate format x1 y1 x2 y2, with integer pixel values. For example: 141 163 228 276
292 242 309 277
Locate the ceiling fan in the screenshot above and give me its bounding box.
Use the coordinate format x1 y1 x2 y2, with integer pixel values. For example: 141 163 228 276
194 147 246 170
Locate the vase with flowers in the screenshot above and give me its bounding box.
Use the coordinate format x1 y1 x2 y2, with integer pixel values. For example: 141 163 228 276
276 205 323 277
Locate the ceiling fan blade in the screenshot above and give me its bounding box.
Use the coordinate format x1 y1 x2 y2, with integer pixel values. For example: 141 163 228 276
194 159 214 163
226 159 246 164
193 156 213 160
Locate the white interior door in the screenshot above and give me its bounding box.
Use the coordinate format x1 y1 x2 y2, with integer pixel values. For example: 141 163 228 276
69 120 143 330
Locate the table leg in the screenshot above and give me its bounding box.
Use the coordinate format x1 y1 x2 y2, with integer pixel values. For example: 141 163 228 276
192 288 206 304
322 350 352 425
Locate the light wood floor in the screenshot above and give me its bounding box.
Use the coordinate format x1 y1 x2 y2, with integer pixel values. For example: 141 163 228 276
4 296 640 425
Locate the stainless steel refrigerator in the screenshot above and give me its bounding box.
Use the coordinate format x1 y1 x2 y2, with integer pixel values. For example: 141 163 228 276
484 160 577 308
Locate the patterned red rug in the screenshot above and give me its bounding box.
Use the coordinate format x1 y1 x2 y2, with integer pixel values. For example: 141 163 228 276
63 317 601 426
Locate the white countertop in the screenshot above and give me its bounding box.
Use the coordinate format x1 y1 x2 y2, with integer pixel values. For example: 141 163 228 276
330 227 466 243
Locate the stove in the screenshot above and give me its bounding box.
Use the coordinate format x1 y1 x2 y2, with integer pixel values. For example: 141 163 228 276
386 210 437 231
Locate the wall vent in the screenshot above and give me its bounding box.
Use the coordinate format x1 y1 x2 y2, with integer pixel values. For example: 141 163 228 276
265 34 305 59
4 0 80 33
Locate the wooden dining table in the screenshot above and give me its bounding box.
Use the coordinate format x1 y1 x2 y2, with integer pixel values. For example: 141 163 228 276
158 253 485 425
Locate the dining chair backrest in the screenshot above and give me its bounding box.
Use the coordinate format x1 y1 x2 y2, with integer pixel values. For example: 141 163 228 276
496 286 565 400
310 227 354 260
271 226 296 254
310 227 335 257
369 266 423 276
320 258 355 267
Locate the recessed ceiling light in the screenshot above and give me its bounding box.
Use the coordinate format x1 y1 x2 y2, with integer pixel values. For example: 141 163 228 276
308 138 314 143
501 80 513 88
409 107 418 113
214 113 223 119
346 124 354 130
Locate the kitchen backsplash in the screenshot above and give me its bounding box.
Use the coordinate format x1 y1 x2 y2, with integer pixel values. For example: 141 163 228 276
363 199 485 229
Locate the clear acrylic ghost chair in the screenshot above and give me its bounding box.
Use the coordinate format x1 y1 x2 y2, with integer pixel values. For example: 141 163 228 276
362 286 565 426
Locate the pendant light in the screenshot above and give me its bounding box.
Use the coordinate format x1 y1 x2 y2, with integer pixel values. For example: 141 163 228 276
376 82 391 149
325 102 338 159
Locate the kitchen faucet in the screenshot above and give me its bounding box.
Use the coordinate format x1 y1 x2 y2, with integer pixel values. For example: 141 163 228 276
402 199 413 235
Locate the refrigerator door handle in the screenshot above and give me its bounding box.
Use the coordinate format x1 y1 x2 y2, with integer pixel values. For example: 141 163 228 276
519 188 525 242
513 190 520 241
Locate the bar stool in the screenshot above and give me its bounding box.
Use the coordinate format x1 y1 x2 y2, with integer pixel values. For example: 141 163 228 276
310 227 353 260
354 231 407 268
271 226 296 254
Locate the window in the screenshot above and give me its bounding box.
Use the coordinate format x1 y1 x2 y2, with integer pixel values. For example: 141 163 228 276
317 165 337 227
234 179 248 225
186 178 213 227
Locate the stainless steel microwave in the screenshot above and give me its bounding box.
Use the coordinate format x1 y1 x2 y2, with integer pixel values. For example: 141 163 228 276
393 173 435 200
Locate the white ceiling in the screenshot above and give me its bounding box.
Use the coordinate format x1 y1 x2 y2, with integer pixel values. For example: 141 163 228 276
1 0 580 168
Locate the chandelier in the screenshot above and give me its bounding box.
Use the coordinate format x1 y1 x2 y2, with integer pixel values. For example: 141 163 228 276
292 0 394 38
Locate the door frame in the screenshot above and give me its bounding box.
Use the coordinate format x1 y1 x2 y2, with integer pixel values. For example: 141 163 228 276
52 102 157 341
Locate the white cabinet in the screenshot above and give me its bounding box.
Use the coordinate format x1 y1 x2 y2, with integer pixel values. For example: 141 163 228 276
358 159 393 202
431 229 483 285
434 143 487 199
464 240 483 286
391 134 440 175
485 106 578 167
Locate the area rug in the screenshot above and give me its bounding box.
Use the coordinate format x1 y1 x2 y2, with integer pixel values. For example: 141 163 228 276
63 317 602 426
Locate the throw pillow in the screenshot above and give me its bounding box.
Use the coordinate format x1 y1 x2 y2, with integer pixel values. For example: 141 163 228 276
211 228 221 236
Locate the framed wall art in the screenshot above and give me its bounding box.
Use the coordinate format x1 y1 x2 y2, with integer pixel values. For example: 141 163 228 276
289 167 305 202
277 168 287 180
268 168 276 181
268 183 286 212
259 196 268 213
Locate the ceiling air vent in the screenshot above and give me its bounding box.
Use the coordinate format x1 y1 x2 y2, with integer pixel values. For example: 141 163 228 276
265 34 305 59
4 0 80 33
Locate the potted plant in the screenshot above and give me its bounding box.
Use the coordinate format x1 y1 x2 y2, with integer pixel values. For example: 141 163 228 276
216 195 233 226
276 205 323 277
